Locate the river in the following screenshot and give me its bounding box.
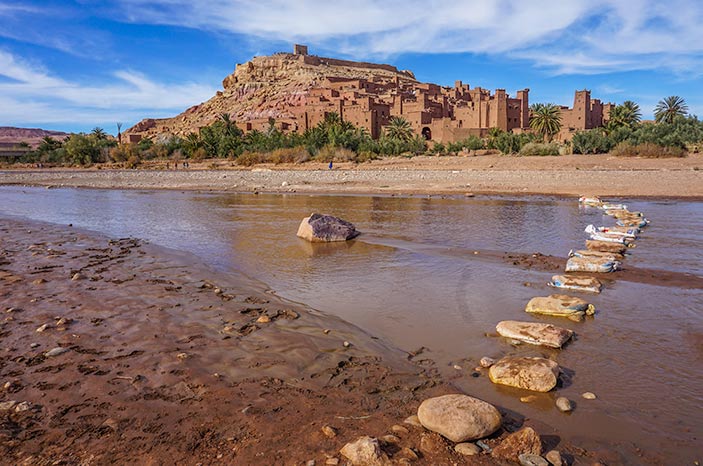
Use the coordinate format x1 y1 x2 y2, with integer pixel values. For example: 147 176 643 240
1 186 701 463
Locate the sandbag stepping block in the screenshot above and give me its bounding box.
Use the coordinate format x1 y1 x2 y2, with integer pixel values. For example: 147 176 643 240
585 240 628 254
489 356 560 392
617 217 649 228
525 294 595 318
565 256 619 273
417 394 502 442
578 196 602 207
296 213 360 242
549 274 602 293
496 320 573 348
571 249 624 262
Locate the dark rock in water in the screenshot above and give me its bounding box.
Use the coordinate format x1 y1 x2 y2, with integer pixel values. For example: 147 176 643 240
297 213 359 243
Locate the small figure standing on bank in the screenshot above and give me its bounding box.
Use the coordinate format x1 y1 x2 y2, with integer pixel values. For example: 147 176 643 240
328 161 333 170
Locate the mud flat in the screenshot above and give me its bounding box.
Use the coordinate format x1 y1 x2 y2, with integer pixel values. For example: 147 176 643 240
2 153 703 197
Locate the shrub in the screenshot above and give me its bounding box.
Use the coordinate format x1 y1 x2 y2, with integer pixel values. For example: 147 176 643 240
518 142 561 156
572 130 613 154
269 146 310 164
235 151 266 166
610 142 686 158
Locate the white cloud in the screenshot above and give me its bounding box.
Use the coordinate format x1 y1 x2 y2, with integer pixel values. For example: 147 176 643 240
114 0 703 75
0 50 216 126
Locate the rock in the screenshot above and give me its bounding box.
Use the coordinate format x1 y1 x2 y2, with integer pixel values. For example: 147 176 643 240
525 295 594 319
396 447 418 461
582 392 597 400
56 317 72 326
306 460 315 466
339 436 389 466
71 272 85 281
479 356 495 368
0 400 17 411
256 315 271 324
454 442 481 456
556 397 573 412
491 427 542 461
45 347 69 357
519 453 549 466
325 459 339 465
35 323 51 333
403 414 422 427
321 425 337 438
489 357 560 392
296 213 360 242
417 394 502 442
30 343 40 349
545 450 563 466
176 352 189 360
380 434 399 444
14 401 31 412
281 181 289 187
496 321 573 349
391 425 408 435
520 395 538 403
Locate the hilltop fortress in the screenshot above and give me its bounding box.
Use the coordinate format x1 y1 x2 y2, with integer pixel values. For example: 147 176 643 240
126 45 614 144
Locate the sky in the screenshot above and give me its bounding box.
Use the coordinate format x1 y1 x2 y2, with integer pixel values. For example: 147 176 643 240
1 0 703 134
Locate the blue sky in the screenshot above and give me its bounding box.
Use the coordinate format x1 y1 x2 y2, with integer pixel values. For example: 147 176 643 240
1 0 702 134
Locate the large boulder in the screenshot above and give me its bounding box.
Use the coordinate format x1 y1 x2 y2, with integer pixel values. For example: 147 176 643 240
489 357 560 392
417 394 502 443
296 213 359 242
491 426 542 462
496 321 573 349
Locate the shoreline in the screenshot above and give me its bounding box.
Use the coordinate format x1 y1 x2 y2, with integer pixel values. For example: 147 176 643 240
0 216 665 464
2 154 703 198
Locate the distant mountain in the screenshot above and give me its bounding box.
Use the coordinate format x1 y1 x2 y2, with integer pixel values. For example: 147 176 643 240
0 127 69 147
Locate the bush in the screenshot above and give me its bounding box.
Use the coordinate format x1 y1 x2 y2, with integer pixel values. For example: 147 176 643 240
235 151 266 166
610 142 686 158
572 130 613 154
269 146 310 164
518 142 561 156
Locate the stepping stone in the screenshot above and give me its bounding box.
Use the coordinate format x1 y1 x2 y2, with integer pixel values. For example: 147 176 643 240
496 321 573 349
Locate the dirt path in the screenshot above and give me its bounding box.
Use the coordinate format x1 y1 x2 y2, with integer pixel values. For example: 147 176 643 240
2 154 703 198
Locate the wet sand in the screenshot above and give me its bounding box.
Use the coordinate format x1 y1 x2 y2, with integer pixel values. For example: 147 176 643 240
2 153 703 198
1 217 641 465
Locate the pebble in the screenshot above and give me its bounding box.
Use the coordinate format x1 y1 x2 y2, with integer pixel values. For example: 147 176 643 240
453 364 462 370
403 414 422 427
396 447 419 461
56 317 72 326
45 347 69 357
519 453 549 466
325 459 339 465
176 352 189 360
0 400 18 411
391 424 409 435
582 392 597 400
321 425 337 438
213 288 223 295
475 440 492 452
14 401 31 412
305 460 315 466
479 356 496 369
35 323 51 333
520 395 538 403
323 329 331 334
71 272 85 281
343 341 351 348
455 442 481 456
256 315 271 324
380 434 399 444
545 450 563 466
281 181 289 187
556 397 573 412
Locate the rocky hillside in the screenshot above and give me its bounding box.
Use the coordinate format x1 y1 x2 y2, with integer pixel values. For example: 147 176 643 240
0 127 68 147
125 51 417 139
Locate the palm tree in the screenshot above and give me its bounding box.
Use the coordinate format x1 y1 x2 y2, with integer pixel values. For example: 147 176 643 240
384 117 414 142
91 127 108 140
607 100 642 130
654 96 688 124
530 103 562 141
116 122 123 145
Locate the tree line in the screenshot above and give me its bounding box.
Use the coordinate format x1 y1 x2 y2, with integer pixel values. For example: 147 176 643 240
12 95 701 166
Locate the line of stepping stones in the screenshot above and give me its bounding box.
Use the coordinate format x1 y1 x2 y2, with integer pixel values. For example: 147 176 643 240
488 196 649 398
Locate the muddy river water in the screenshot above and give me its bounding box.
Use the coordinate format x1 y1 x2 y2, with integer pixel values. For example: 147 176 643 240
1 186 701 463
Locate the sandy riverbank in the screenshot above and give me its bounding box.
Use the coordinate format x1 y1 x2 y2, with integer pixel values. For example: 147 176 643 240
2 154 703 197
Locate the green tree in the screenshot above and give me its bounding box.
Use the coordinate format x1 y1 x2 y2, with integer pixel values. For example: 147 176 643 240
655 96 688 124
530 103 562 141
384 117 414 142
608 100 642 130
91 127 108 140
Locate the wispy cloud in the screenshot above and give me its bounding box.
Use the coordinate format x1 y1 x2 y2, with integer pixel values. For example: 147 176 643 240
0 50 216 127
113 0 703 75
